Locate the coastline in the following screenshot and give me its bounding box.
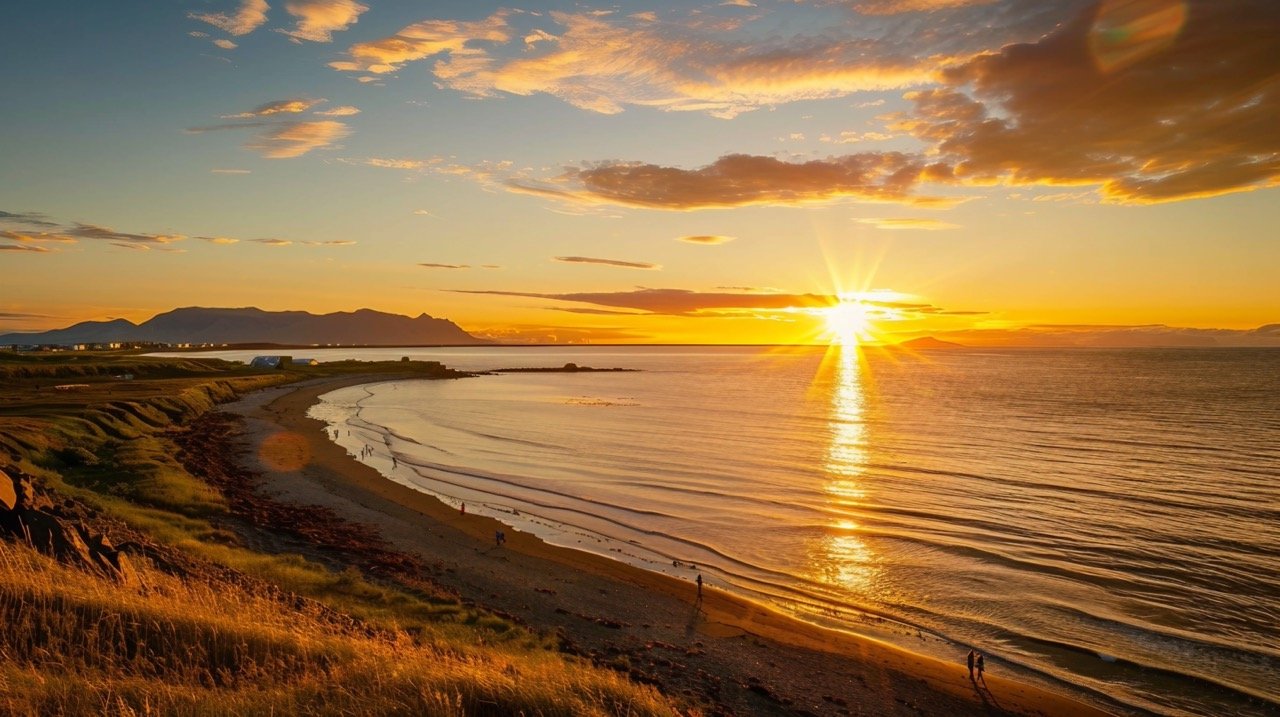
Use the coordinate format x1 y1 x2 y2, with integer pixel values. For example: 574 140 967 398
228 374 1117 717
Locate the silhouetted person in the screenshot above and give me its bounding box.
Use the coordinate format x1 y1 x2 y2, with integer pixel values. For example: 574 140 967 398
696 573 703 600
976 653 985 683
495 530 502 547
967 649 976 680
460 502 466 515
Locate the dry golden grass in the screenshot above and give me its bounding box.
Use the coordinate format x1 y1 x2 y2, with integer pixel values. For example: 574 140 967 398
0 539 677 716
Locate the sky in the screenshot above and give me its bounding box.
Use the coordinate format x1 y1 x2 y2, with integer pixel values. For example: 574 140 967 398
1 0 1277 345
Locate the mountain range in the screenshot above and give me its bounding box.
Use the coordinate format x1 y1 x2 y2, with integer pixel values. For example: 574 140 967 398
0 307 487 346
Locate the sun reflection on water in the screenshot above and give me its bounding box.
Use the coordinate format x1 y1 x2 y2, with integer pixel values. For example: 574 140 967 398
807 345 880 595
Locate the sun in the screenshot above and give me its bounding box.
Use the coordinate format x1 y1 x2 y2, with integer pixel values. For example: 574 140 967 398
821 300 874 345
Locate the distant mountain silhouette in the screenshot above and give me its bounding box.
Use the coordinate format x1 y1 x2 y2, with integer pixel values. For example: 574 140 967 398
897 336 966 349
0 307 487 346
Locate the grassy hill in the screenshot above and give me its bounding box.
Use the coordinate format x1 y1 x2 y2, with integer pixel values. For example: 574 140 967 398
0 353 676 716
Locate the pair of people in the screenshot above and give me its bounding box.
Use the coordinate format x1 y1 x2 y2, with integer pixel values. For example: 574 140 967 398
966 649 986 681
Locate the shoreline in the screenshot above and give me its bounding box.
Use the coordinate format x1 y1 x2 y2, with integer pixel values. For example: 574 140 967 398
229 373 1117 716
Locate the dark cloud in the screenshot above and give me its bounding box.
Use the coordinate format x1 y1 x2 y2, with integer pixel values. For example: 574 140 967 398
68 223 184 245
420 262 470 269
511 153 948 210
0 210 58 227
894 0 1280 203
554 256 661 269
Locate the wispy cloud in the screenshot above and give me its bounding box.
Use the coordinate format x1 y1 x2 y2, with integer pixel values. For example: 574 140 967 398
314 105 360 116
211 168 252 174
68 223 184 245
554 256 660 270
300 239 356 246
420 262 470 269
213 38 238 50
0 210 58 227
223 98 324 118
189 0 269 37
677 235 736 244
252 238 293 246
509 152 948 210
0 244 52 253
279 0 368 42
244 120 350 158
200 236 241 245
854 217 959 230
330 9 945 117
450 287 956 317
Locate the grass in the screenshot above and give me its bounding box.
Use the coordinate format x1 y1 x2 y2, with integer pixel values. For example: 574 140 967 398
0 355 681 716
0 540 676 716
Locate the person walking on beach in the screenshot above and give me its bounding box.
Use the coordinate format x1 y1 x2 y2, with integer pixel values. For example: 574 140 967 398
460 502 466 515
696 573 703 601
976 653 985 683
495 530 502 547
967 649 976 680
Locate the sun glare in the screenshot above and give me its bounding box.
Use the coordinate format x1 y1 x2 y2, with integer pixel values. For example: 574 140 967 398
822 300 874 345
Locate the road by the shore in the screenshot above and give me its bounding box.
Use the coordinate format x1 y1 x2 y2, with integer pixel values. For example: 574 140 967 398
224 373 1116 717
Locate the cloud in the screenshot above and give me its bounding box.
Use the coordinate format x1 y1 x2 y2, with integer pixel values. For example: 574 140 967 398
331 10 943 117
677 235 736 245
449 287 973 321
0 230 77 244
329 10 513 74
314 105 360 116
0 210 58 227
0 244 52 253
213 38 238 50
300 239 356 246
891 0 1280 204
68 223 184 245
211 168 252 174
200 236 240 245
554 256 661 270
189 0 269 36
854 217 959 230
510 152 946 210
420 262 470 269
279 0 368 42
362 157 436 170
224 98 324 118
244 120 350 158
720 0 757 6
849 0 998 15
412 209 437 217
252 238 293 246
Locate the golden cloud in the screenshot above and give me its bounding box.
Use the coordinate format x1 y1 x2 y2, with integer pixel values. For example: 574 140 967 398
329 11 512 74
224 98 325 118
245 120 350 158
332 10 943 117
280 0 369 42
314 105 361 116
189 0 269 36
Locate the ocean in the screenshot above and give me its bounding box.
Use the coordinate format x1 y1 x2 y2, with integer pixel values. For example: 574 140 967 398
167 346 1280 716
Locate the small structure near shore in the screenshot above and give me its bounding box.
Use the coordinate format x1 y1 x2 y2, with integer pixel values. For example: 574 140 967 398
249 355 292 369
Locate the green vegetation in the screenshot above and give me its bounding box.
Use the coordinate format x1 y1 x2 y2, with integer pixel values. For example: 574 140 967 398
0 353 677 715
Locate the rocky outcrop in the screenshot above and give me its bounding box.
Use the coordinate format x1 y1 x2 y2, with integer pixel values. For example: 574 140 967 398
0 465 137 585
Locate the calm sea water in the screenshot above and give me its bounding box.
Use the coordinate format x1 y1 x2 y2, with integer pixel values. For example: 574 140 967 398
171 346 1280 716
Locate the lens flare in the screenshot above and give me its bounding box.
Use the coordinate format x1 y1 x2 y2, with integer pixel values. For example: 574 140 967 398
258 431 310 472
1089 0 1188 74
822 300 874 345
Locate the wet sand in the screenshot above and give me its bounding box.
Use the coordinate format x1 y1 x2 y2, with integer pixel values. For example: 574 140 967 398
226 374 1117 716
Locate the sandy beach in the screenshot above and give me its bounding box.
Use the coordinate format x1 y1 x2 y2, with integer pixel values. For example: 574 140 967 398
224 374 1117 717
